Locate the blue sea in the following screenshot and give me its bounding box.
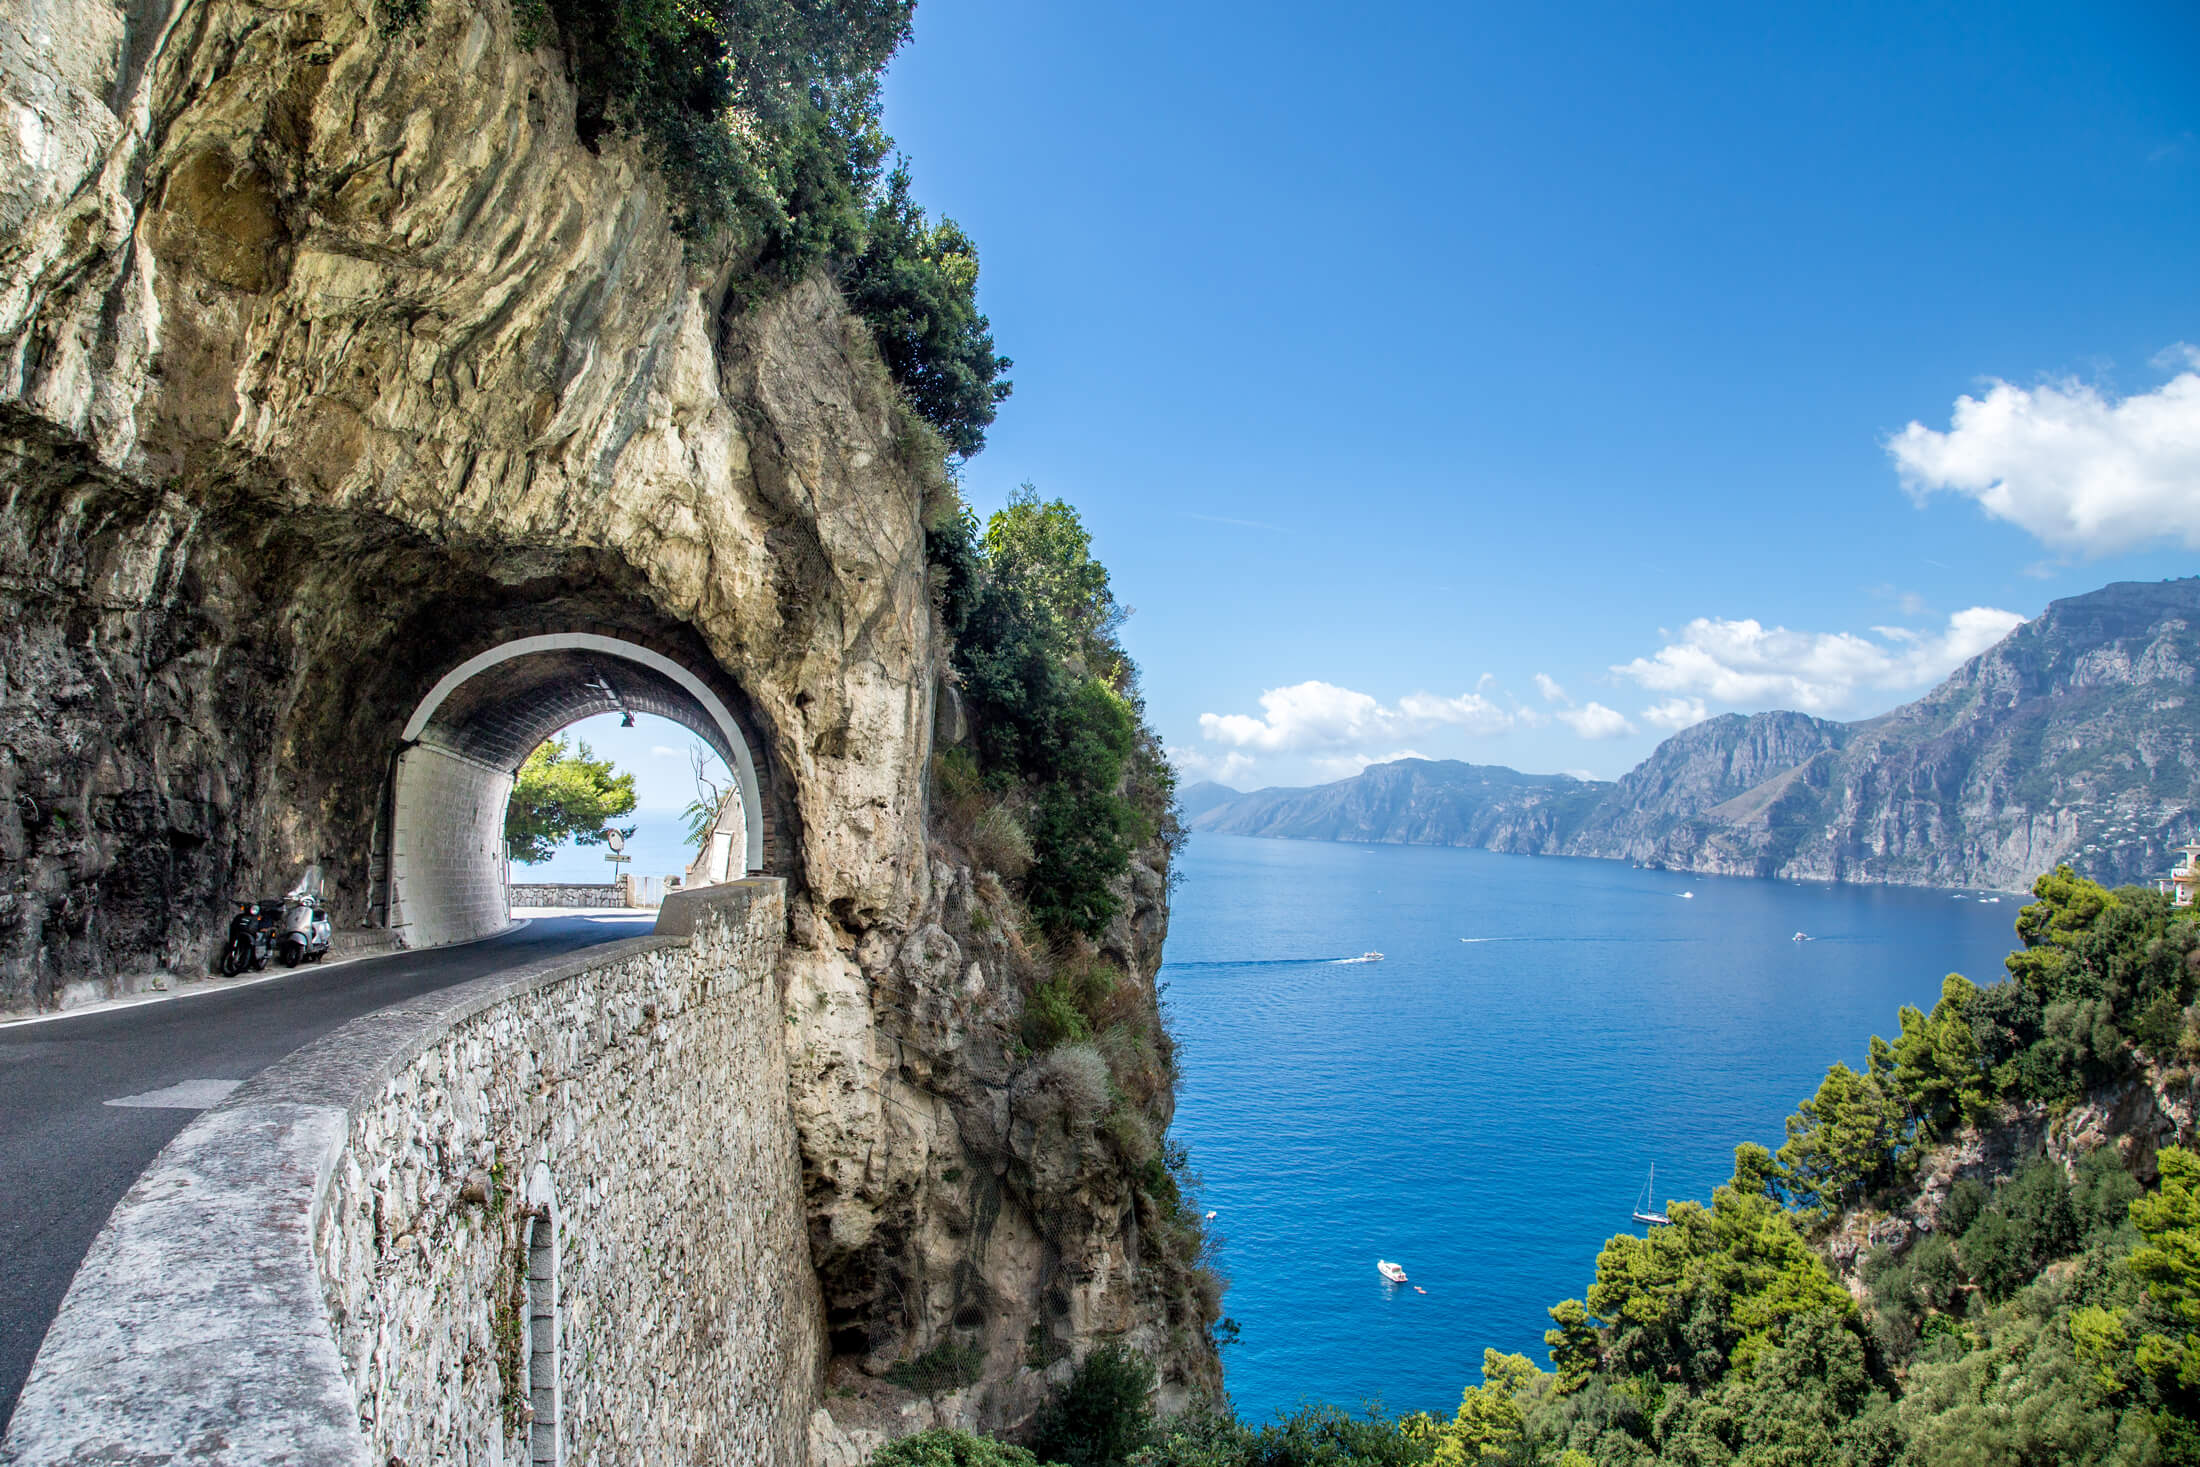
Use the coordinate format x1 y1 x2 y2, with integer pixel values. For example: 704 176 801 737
1162 834 2025 1423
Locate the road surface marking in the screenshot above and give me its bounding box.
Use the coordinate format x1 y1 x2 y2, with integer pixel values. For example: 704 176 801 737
105 1079 243 1110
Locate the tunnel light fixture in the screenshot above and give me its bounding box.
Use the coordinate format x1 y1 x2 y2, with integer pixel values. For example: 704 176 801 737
584 666 634 727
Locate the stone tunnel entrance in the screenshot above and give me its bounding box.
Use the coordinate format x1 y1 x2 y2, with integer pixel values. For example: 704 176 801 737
382 634 769 949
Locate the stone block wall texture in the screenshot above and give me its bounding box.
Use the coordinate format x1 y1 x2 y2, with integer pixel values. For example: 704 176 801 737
0 880 819 1467
390 744 516 949
319 877 817 1467
509 883 629 909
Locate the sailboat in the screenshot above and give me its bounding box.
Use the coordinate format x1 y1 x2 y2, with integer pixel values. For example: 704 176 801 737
1632 1166 1671 1227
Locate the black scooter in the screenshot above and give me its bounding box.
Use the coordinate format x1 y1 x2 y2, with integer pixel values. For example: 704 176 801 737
218 901 277 977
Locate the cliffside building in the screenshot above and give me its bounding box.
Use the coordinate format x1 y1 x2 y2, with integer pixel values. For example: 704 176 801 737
2165 841 2200 909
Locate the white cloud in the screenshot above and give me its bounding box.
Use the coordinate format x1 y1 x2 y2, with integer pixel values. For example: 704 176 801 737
1641 697 1710 731
1889 353 2200 554
1199 681 1400 752
1397 691 1515 734
1534 673 1569 704
1173 746 1255 785
1557 702 1636 739
1199 679 1516 752
1612 607 2024 714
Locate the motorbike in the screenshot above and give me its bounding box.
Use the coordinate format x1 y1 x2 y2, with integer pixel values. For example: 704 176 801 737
278 891 332 967
218 901 275 977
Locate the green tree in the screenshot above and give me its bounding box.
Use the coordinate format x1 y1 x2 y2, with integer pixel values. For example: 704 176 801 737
1887 973 1992 1135
981 485 1127 681
1545 1299 1600 1393
2131 1148 2200 1397
1031 1343 1157 1467
943 488 1154 938
1403 1351 1540 1464
1776 1062 1907 1213
2008 865 2119 1001
1586 1183 1855 1387
504 736 637 864
843 164 1013 459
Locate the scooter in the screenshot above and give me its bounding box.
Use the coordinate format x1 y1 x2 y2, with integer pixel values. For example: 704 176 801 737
278 891 332 967
219 901 273 976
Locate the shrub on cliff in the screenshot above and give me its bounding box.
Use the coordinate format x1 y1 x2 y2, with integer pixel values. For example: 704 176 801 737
934 487 1158 940
871 1429 1043 1467
844 164 1013 459
1031 1343 1158 1467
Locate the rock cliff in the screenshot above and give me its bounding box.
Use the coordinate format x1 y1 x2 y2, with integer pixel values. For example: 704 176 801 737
1192 579 2200 891
0 0 1211 1442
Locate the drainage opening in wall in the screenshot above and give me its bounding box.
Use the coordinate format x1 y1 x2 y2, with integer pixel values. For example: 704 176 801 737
522 1200 561 1467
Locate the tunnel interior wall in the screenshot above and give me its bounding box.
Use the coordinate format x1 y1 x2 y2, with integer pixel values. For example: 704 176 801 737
387 744 512 950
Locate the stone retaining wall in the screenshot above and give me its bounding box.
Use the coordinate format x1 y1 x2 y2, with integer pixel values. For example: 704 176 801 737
0 880 821 1467
508 882 629 909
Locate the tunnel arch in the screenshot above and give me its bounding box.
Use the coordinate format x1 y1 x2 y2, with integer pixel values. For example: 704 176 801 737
383 633 769 948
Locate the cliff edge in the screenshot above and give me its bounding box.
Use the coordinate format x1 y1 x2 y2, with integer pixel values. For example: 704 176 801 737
0 0 1213 1446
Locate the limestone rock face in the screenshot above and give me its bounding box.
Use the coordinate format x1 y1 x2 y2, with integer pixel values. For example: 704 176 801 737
0 0 1215 1435
785 840 1220 1441
0 0 938 1002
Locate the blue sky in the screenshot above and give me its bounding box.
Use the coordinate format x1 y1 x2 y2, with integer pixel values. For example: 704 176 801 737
869 0 2198 788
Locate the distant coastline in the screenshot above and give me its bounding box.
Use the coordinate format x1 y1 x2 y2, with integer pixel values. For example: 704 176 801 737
1182 576 2200 894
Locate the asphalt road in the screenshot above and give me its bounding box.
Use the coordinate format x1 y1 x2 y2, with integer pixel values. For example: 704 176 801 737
0 914 649 1434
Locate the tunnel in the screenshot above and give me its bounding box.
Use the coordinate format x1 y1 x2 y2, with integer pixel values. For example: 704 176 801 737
382 634 769 949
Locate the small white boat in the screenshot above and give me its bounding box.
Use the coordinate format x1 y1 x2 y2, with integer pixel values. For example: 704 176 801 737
1792 932 1810 942
1377 1259 1408 1283
1363 951 1384 961
1632 1166 1671 1227
1679 891 1694 900
1981 897 2001 904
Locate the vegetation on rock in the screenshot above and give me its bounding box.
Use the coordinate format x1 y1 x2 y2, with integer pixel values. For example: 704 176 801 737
933 485 1168 941
479 0 1011 455
503 735 637 864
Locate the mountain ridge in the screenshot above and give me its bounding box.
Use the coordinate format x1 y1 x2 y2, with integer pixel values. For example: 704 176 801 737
1188 577 2200 890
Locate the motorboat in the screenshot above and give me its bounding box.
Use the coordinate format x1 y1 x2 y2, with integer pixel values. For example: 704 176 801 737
1679 891 1694 899
1377 1259 1408 1283
1792 932 1810 942
1361 951 1384 962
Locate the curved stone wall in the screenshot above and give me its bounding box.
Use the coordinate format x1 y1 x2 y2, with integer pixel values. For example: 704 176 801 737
0 881 820 1466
